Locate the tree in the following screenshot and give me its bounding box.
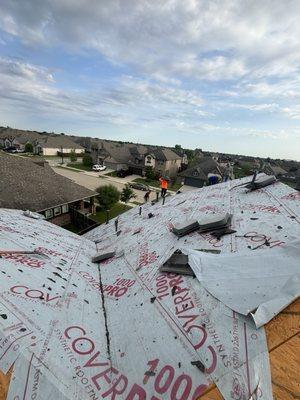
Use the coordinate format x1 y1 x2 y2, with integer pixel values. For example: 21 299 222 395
145 166 155 180
120 184 136 207
175 144 182 150
70 150 77 162
25 143 33 153
96 185 120 223
184 148 195 163
82 153 93 167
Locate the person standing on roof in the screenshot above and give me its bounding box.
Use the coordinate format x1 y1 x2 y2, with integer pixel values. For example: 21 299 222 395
159 176 168 197
144 190 151 202
223 162 234 182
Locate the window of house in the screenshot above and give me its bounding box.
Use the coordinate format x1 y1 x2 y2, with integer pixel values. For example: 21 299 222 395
45 209 53 219
193 171 199 177
146 156 152 164
61 204 69 214
54 206 61 216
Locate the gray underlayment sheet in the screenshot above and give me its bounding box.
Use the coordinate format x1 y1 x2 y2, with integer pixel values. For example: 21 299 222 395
2 176 299 400
187 241 300 328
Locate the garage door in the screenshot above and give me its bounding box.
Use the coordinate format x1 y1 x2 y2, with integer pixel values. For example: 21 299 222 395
184 177 204 187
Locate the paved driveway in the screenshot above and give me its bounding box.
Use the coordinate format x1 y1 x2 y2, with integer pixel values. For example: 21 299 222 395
52 167 159 204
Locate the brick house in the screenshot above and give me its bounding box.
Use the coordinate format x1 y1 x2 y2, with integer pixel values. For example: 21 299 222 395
144 148 182 178
0 127 84 156
178 157 224 187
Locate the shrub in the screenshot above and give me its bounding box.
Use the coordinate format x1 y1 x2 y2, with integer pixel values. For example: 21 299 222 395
96 185 120 210
120 184 136 205
145 166 155 180
70 150 77 162
82 154 93 167
25 143 34 153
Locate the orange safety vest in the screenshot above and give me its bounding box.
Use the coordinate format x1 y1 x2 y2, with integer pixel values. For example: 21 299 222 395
160 178 168 189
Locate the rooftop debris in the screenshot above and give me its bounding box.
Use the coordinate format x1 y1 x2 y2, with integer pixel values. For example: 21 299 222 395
172 213 232 238
23 210 45 219
246 175 276 190
91 250 116 263
188 240 300 328
0 173 299 400
210 227 236 240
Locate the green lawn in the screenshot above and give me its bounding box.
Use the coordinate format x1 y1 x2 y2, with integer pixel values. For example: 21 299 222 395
57 165 81 173
67 162 92 171
132 177 181 191
90 202 131 224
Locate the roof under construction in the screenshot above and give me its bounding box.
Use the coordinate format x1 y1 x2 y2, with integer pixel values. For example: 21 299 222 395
0 174 299 399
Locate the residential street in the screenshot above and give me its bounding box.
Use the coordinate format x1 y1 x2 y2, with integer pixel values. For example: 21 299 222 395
52 166 159 204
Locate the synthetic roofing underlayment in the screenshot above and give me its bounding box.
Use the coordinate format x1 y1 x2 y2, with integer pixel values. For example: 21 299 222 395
0 174 299 399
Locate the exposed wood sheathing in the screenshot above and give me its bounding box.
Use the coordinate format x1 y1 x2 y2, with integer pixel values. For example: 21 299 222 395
200 298 300 400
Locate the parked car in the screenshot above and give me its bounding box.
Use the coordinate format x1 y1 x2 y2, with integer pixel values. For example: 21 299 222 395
92 164 107 171
129 182 149 191
3 146 23 153
116 169 131 178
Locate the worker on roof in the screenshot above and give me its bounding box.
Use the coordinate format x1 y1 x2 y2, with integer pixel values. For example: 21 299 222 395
159 176 168 197
223 162 234 182
144 190 151 202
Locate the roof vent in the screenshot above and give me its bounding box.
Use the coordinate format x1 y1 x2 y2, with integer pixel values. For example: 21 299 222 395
246 174 276 190
198 213 231 233
172 220 200 237
159 250 195 276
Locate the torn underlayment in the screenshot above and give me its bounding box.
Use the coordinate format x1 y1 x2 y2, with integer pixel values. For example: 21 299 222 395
0 173 299 400
187 241 300 328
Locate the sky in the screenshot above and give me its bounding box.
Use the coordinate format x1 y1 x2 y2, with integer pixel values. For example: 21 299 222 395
0 1 300 160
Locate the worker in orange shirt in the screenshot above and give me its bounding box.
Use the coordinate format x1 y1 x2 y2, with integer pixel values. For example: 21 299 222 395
159 176 168 197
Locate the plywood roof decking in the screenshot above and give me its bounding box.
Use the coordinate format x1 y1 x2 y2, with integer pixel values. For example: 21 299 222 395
200 298 300 399
0 300 298 400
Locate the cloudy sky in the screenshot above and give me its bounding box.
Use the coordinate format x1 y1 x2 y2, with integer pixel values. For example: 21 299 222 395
0 0 300 160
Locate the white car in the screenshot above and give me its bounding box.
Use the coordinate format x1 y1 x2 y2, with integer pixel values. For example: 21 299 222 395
92 164 107 171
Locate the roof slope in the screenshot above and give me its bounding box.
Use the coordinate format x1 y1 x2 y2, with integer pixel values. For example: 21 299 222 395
0 176 299 399
41 135 84 149
0 152 96 211
149 147 181 161
0 127 42 141
179 157 222 178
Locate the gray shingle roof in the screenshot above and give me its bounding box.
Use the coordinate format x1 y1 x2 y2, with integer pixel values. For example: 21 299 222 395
149 148 181 161
179 157 222 179
41 135 84 149
0 152 96 211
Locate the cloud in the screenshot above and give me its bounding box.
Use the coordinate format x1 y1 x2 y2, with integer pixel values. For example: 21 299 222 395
0 57 209 128
1 1 300 160
1 0 300 83
281 106 300 120
243 80 300 99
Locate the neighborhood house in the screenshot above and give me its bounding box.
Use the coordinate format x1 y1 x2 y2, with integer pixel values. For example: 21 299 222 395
0 152 97 229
